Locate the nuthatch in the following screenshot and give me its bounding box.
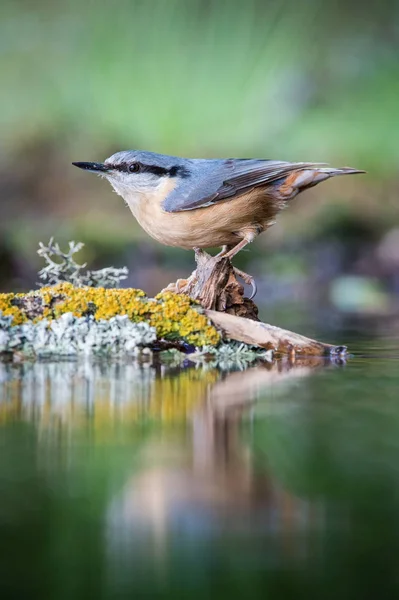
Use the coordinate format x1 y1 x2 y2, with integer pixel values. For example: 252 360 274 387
73 151 364 298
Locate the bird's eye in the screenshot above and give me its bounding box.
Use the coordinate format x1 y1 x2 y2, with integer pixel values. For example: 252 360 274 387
128 163 140 173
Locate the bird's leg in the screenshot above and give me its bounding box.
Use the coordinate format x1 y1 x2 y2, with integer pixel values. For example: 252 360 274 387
193 236 258 299
223 235 258 300
214 245 231 258
223 238 250 259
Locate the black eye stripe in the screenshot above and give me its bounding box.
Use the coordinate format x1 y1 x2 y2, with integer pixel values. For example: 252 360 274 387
111 162 189 178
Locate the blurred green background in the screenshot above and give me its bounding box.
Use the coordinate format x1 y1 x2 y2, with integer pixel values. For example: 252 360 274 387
1 0 398 327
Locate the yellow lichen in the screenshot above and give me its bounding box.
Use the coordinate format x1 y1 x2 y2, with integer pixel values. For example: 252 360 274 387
0 293 25 325
0 283 220 347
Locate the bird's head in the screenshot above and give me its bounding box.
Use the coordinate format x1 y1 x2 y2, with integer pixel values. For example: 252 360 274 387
73 150 191 203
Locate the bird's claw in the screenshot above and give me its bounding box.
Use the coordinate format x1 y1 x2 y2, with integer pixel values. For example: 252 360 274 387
233 268 257 300
247 278 257 300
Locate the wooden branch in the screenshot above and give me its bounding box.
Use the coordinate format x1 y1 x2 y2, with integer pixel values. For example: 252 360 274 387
206 310 347 357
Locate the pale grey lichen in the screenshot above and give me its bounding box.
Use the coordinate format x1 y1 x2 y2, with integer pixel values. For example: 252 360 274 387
37 238 128 288
0 308 274 364
0 311 156 358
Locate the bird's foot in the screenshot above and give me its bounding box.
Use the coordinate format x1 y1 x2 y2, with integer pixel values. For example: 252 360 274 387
162 270 197 295
175 277 190 293
232 267 257 300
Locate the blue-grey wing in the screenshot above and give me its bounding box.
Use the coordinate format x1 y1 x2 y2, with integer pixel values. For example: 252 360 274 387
162 159 324 213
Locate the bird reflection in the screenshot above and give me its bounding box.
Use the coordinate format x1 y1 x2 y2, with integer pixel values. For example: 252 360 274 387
106 357 338 563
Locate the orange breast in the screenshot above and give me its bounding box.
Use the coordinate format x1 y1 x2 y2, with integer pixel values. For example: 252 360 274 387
127 184 281 250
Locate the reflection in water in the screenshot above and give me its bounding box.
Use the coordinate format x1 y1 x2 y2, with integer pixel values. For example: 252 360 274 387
105 359 338 576
0 358 336 568
2 354 398 598
0 361 215 428
0 357 338 427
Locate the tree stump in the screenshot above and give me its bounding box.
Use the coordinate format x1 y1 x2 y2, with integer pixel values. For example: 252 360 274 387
163 249 259 321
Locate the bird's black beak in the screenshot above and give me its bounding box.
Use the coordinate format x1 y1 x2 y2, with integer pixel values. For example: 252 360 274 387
72 162 109 173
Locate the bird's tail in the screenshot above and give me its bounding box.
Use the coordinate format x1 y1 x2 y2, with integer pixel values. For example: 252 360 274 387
279 164 365 198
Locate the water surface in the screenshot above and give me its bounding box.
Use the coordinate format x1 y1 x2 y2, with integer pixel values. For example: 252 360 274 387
0 336 398 599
